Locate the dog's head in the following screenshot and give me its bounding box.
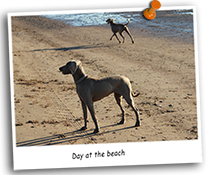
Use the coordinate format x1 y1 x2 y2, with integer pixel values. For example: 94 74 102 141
106 18 114 24
59 60 81 75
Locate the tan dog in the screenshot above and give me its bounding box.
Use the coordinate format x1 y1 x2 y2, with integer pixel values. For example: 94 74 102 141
59 60 140 133
106 18 134 44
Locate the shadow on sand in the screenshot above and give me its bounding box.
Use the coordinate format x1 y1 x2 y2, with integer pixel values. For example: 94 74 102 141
16 124 137 147
29 43 118 52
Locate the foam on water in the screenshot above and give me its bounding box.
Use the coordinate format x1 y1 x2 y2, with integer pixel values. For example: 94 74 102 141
42 9 194 35
42 10 192 26
42 12 133 27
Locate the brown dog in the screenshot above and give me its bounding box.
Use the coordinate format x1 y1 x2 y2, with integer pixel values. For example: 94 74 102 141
106 18 134 44
59 60 140 133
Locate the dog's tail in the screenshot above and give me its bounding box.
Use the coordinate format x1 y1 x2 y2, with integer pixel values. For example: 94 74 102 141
125 19 130 26
132 91 140 97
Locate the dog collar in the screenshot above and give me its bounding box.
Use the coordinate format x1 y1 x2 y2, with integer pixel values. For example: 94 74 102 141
75 75 87 84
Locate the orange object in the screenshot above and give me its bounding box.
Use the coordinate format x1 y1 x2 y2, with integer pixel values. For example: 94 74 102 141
144 0 161 20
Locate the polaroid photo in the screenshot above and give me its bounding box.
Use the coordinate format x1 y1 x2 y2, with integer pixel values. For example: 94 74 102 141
8 6 202 170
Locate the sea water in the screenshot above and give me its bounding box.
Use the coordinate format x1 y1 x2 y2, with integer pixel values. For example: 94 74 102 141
42 9 193 35
43 12 128 27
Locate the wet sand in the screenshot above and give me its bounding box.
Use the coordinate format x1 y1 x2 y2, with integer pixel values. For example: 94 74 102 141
11 14 198 146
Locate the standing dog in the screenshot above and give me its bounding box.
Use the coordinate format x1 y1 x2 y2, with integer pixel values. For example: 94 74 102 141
106 18 135 44
59 60 140 133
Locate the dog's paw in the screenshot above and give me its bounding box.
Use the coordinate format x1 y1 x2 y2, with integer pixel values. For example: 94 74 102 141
93 128 99 134
79 126 87 131
135 121 140 127
118 119 125 125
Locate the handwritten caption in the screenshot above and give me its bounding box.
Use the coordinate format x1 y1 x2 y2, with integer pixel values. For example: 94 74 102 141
72 149 125 160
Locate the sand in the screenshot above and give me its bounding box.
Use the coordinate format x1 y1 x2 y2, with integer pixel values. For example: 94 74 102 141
11 14 198 146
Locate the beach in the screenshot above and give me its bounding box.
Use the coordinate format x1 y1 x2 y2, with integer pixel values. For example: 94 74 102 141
11 12 198 146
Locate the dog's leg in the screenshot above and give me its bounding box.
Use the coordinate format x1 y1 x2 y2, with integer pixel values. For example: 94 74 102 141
110 33 121 43
110 33 115 41
114 34 121 43
119 32 125 43
86 101 99 133
125 28 134 44
79 100 88 131
124 95 140 127
114 93 125 124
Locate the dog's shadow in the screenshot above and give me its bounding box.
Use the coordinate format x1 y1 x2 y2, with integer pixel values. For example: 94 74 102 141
29 43 118 52
16 124 136 147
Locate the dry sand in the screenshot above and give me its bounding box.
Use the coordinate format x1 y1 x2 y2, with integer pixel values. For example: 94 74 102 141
11 14 198 146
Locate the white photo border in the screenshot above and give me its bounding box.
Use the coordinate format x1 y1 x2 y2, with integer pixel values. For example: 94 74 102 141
8 6 202 170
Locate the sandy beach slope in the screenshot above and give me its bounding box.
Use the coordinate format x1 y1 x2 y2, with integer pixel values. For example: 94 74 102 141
11 15 198 146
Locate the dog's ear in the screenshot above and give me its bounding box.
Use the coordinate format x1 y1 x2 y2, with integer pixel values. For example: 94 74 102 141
69 60 81 75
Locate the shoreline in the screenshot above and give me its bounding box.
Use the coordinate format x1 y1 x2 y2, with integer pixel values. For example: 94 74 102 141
11 15 198 146
41 9 194 44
